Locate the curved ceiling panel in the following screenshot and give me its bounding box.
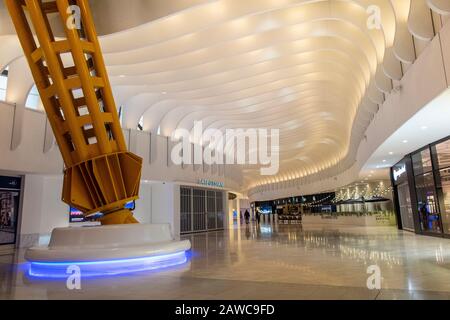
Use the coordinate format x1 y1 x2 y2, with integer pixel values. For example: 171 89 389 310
0 0 445 193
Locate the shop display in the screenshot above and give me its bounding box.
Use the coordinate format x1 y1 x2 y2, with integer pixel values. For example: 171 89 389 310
278 204 302 224
392 135 450 237
0 176 21 245
256 206 273 215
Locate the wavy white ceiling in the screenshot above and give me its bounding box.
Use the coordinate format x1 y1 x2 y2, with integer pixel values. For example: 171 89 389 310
1 0 449 191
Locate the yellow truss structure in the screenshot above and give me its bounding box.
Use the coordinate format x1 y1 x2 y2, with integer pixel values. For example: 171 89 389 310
5 0 143 224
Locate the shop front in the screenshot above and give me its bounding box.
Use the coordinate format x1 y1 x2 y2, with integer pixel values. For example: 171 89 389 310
391 136 450 238
180 185 225 234
253 185 396 227
0 175 22 247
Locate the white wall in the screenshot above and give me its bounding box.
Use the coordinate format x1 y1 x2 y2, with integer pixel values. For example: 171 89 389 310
0 102 64 175
17 175 181 247
151 182 180 239
133 182 152 224
18 175 44 247
17 174 67 247
39 176 68 235
239 198 251 212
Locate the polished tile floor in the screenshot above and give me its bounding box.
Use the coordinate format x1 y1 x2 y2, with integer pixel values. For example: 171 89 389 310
1 222 449 300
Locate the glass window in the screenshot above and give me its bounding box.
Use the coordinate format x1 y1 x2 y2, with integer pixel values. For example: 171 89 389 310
432 139 450 170
415 172 441 233
397 183 414 231
25 85 42 110
0 175 22 245
0 67 9 101
412 148 433 176
436 168 450 235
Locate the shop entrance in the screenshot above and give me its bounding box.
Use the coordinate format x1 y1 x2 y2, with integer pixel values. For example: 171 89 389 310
397 182 415 231
0 175 22 246
180 186 224 234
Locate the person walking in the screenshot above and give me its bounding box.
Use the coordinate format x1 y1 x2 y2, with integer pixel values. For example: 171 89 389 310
244 209 250 224
256 210 261 224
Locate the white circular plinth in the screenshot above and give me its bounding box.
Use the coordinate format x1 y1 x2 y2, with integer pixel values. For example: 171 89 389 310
25 224 191 278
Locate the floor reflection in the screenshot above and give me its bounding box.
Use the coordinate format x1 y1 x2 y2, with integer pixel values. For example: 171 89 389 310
182 222 450 292
0 250 22 298
0 222 449 299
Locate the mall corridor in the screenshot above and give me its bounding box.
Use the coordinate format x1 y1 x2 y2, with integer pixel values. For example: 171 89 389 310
1 0 450 308
1 222 449 300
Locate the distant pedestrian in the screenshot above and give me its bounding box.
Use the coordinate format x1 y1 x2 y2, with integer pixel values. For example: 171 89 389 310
244 209 250 224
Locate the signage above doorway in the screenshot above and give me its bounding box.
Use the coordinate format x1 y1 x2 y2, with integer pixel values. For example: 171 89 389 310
198 179 225 188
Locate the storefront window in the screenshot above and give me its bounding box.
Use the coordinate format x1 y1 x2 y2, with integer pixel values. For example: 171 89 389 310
415 172 441 233
436 168 450 235
432 138 450 235
412 148 433 176
0 176 22 245
432 139 450 169
397 183 414 231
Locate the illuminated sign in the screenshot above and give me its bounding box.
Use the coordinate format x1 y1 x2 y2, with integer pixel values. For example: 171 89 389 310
393 165 406 181
198 179 224 188
0 176 21 190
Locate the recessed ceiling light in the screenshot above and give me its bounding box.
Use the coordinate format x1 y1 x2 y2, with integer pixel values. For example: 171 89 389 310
389 152 394 155
119 75 126 78
402 140 408 143
162 91 167 95
382 160 387 162
421 126 428 130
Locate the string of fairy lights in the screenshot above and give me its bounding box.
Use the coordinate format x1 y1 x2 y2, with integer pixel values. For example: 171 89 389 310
333 183 394 204
273 194 335 208
269 182 393 208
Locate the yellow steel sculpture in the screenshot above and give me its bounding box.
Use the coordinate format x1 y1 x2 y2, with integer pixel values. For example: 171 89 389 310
6 0 143 225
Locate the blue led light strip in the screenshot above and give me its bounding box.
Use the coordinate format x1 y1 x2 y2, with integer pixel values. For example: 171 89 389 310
28 251 189 278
